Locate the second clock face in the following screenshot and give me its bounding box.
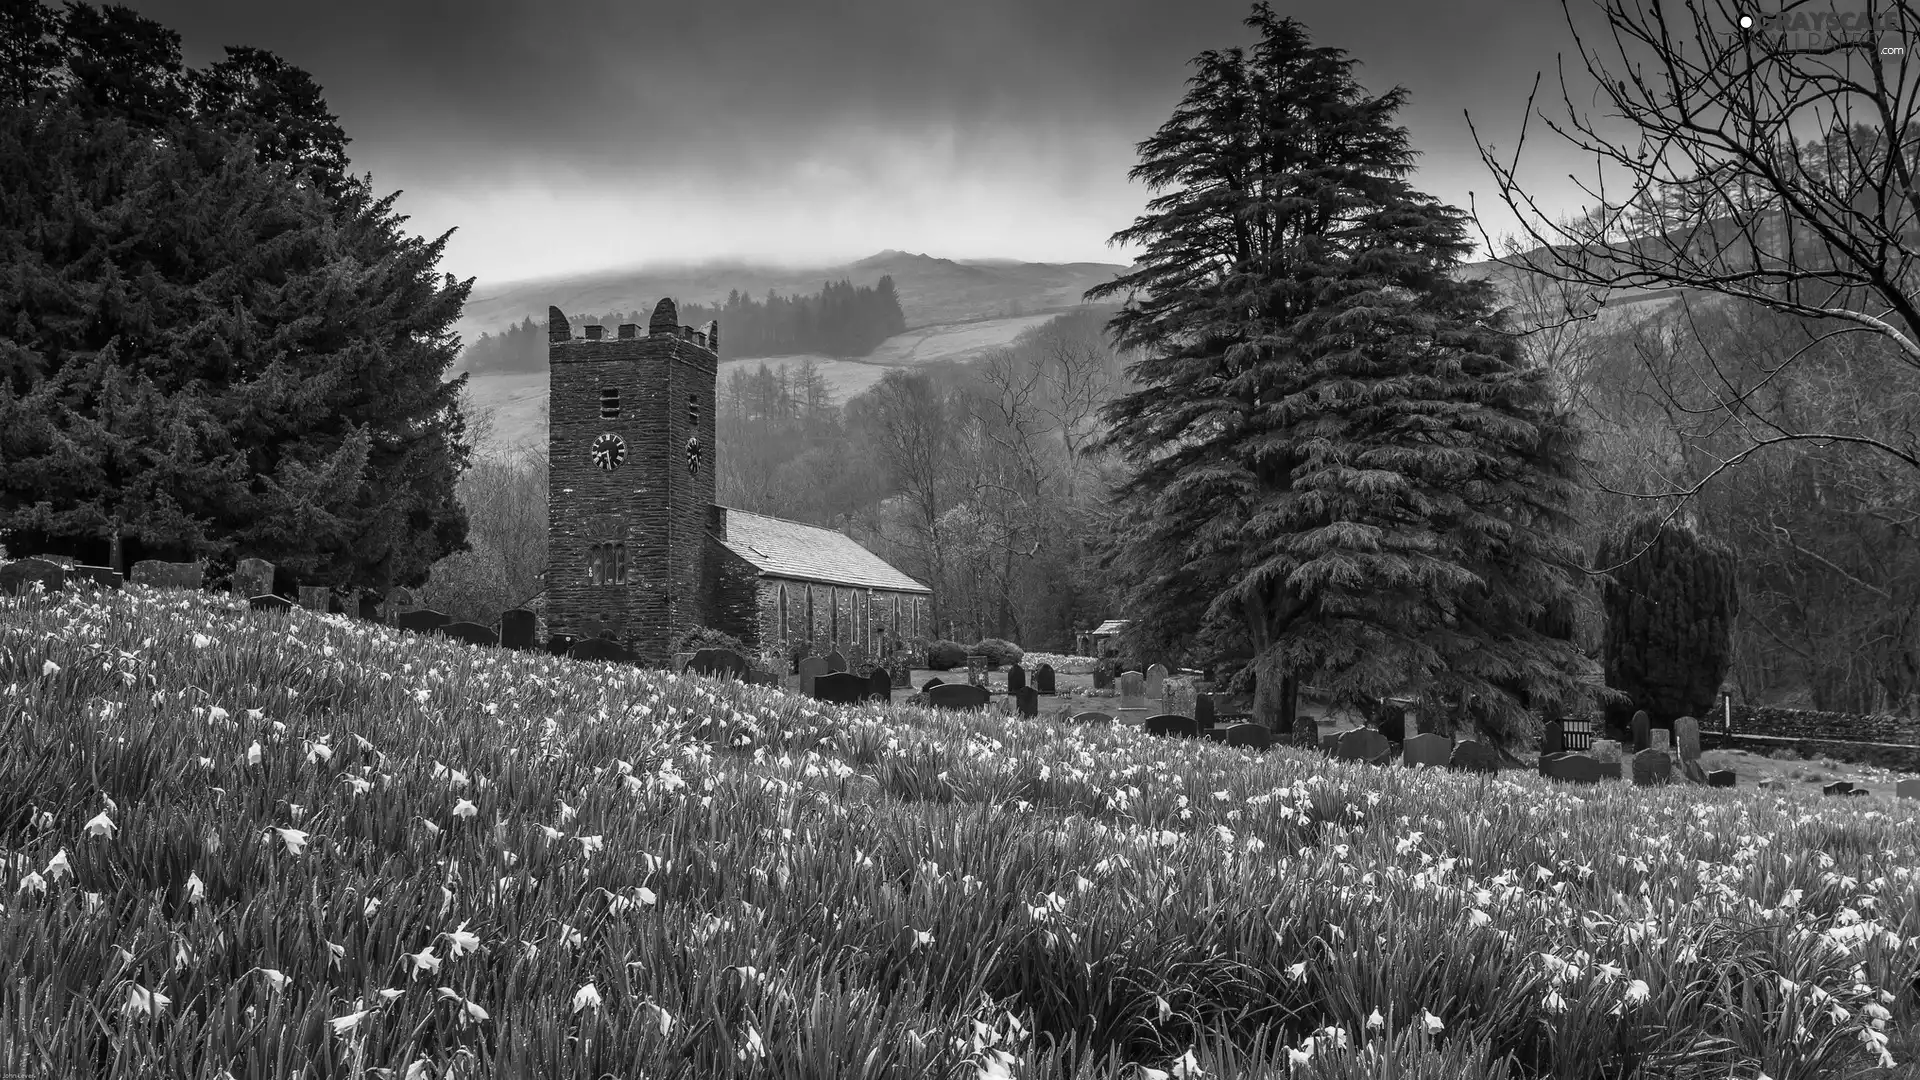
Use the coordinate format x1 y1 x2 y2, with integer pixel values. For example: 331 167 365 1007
591 433 627 471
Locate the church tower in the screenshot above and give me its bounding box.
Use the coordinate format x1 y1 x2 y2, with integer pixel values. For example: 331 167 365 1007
546 300 720 663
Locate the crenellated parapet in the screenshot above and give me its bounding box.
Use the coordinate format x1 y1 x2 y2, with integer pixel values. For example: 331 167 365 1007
546 302 720 361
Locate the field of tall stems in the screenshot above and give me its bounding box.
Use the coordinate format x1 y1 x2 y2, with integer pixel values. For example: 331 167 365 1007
1 584 1917 1079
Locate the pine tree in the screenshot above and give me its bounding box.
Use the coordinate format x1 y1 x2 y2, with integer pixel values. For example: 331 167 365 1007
1597 515 1738 730
1088 4 1598 746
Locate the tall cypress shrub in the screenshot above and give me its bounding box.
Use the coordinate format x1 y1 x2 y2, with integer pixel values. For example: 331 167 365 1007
1598 515 1739 729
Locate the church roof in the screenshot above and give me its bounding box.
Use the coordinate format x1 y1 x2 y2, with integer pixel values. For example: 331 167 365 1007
1090 619 1129 636
716 507 931 594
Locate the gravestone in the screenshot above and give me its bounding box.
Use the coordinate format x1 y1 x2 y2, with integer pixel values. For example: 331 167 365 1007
966 655 987 687
824 650 848 674
1014 686 1039 717
1541 753 1602 784
926 683 991 711
395 609 451 634
1145 663 1168 699
747 667 783 688
921 677 945 691
439 622 498 648
1006 664 1027 695
1630 710 1651 753
811 672 870 704
1034 664 1056 695
231 558 274 599
0 558 66 596
547 634 576 657
248 594 293 612
356 592 383 622
1222 723 1271 750
297 586 330 612
499 609 537 650
327 594 346 615
1595 761 1623 781
797 656 828 697
1448 740 1501 774
1631 749 1673 786
1541 719 1565 757
1119 671 1146 704
1070 711 1113 725
1320 732 1342 754
688 649 750 680
1194 694 1216 728
868 668 893 703
1674 716 1702 764
1144 714 1199 738
1707 769 1737 788
1093 668 1114 690
1649 728 1671 752
1334 727 1392 763
1895 778 1920 799
566 638 632 665
130 559 204 590
1822 780 1855 797
1681 759 1709 785
67 565 123 590
1402 733 1452 769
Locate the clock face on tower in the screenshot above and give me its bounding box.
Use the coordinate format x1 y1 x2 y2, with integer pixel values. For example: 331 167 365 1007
591 433 626 471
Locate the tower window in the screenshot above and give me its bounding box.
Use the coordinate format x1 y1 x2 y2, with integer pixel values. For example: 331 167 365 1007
588 542 626 585
600 387 620 419
687 394 699 426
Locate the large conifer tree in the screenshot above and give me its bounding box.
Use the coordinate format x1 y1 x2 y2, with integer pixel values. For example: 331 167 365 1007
1089 5 1599 746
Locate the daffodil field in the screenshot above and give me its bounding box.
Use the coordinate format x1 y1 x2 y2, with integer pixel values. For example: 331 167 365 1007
2 585 1918 1079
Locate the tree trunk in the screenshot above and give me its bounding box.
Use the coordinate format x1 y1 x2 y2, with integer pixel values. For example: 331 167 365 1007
1252 648 1305 744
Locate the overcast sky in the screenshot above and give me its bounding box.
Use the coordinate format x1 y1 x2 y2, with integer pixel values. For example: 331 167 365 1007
124 0 1660 285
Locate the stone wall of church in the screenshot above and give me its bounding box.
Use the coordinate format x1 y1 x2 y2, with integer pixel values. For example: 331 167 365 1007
750 577 928 665
703 535 764 650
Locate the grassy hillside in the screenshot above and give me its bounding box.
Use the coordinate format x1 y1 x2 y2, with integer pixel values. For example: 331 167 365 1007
1 584 1917 1077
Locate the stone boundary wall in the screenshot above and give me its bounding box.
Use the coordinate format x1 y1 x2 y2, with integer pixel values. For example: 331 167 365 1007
1727 703 1920 745
1721 732 1920 772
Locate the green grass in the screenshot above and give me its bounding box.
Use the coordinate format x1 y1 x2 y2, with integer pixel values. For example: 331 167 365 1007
1 583 1917 1079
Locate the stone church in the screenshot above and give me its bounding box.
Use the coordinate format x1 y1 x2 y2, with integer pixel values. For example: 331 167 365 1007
544 300 931 665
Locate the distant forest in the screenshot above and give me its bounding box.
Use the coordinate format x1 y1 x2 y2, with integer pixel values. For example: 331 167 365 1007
460 276 909 372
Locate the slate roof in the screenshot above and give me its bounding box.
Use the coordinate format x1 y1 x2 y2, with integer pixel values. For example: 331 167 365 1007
1090 619 1129 636
716 507 930 594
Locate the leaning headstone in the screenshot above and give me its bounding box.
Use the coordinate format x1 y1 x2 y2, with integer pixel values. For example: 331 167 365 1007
688 649 750 680
1448 740 1501 774
1144 713 1199 738
1093 668 1114 690
0 558 67 596
1145 663 1168 699
1541 719 1565 757
1822 780 1855 797
811 672 870 704
921 676 944 691
1334 727 1392 764
824 649 848 674
248 594 293 612
1631 749 1673 786
1222 723 1272 750
1014 686 1039 717
1707 769 1737 788
438 621 498 648
395 609 451 634
296 586 330 612
566 638 632 665
1630 710 1651 753
1674 716 1701 764
1402 733 1452 769
868 668 893 703
231 558 274 598
1541 753 1602 784
1649 728 1671 752
1006 664 1027 695
499 609 537 650
926 683 991 711
1070 711 1114 725
797 656 828 697
130 559 204 590
1034 664 1056 695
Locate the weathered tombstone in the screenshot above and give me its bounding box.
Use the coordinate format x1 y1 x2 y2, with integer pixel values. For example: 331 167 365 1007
688 649 750 680
248 594 293 612
547 634 576 657
1448 740 1501 774
1649 728 1671 752
1006 664 1027 695
1402 733 1452 769
1822 780 1855 797
922 676 945 691
797 656 828 697
811 672 870 704
566 638 632 665
499 609 536 650
438 621 498 648
1674 716 1702 764
67 565 123 590
868 668 893 703
1015 686 1039 717
1119 671 1146 703
1222 723 1271 750
231 557 274 599
1194 694 1216 728
1541 753 1602 784
1631 749 1673 786
824 649 848 674
1034 664 1056 695
1070 711 1114 725
966 655 988 687
0 558 67 596
1092 668 1114 690
1145 663 1168 699
395 609 451 634
1334 727 1392 764
926 683 992 711
1630 710 1651 753
1707 769 1737 788
1144 714 1200 738
1541 719 1565 757
130 559 204 590
297 586 331 612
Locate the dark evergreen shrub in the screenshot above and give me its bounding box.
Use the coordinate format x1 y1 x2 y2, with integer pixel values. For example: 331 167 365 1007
1598 514 1739 728
925 640 968 670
